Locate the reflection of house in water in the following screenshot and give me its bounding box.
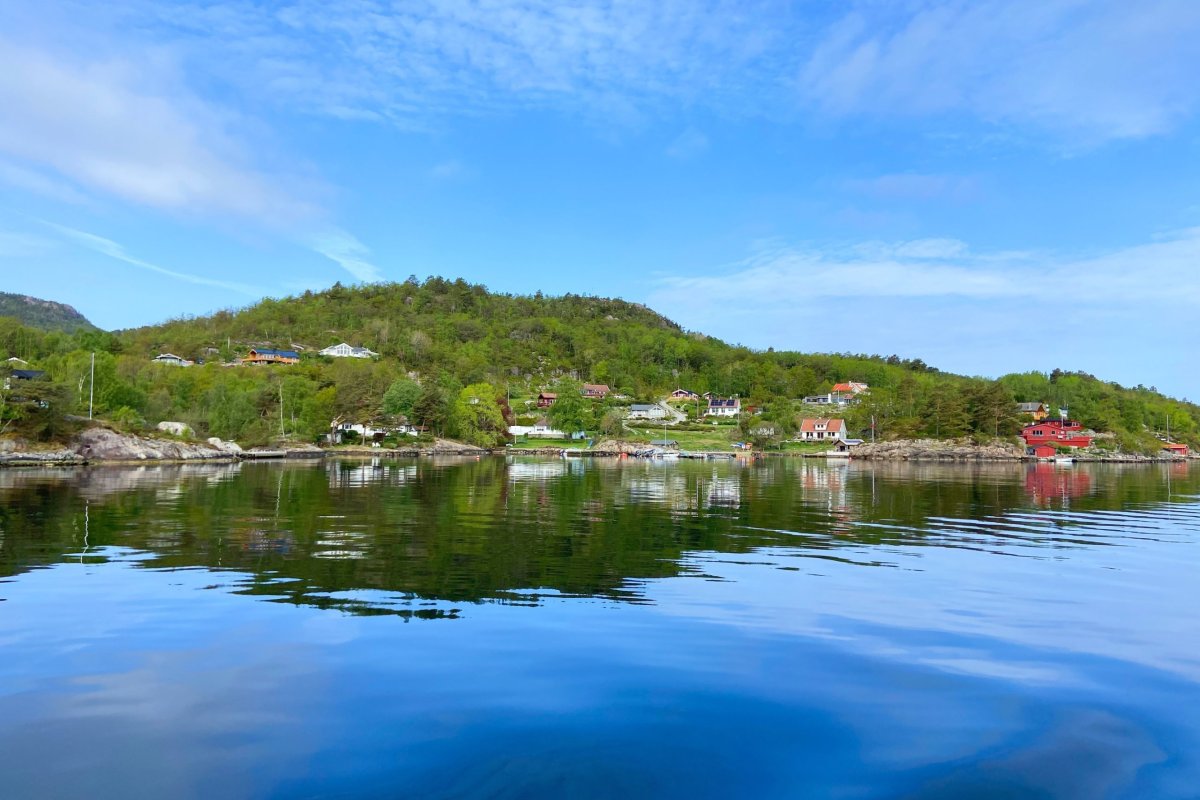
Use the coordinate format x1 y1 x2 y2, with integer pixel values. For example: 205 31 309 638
1024 463 1092 505
625 472 693 510
795 461 856 532
242 528 294 555
506 460 569 482
327 461 418 489
704 475 742 508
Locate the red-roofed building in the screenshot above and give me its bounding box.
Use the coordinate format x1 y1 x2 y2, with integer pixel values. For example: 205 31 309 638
1021 420 1093 449
536 392 557 408
1163 442 1189 456
581 384 610 399
796 418 847 442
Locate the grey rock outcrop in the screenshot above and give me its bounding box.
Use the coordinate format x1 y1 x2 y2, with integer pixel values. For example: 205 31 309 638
73 427 235 462
851 438 1024 461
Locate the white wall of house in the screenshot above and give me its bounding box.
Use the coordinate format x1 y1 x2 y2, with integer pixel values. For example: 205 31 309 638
320 343 377 358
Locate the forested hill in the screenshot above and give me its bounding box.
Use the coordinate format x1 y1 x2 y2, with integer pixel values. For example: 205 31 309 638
0 292 96 333
2 277 1197 450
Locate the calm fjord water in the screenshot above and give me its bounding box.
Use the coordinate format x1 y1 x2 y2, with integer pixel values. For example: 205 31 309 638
0 458 1197 799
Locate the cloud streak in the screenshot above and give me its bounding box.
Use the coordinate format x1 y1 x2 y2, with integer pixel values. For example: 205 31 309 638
0 37 314 225
308 229 383 283
798 0 1200 142
647 229 1200 395
42 221 264 296
654 231 1200 308
54 0 1199 143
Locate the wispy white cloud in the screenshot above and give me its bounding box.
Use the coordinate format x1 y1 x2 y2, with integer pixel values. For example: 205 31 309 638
654 230 1200 308
429 159 470 181
665 127 710 160
91 0 789 126
844 173 980 203
41 221 264 295
0 37 314 224
308 229 382 283
61 0 1197 144
798 0 1200 142
9 0 1199 147
0 230 56 258
0 160 91 205
648 228 1200 395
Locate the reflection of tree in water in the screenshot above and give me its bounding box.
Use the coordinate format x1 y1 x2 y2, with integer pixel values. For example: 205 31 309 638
0 459 1196 617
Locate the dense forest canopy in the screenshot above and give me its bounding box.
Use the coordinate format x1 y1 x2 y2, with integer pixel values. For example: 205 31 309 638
1 277 1196 450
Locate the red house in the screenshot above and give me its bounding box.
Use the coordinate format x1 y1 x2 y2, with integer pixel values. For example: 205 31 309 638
1021 419 1093 449
581 384 610 399
536 392 557 408
1163 442 1189 456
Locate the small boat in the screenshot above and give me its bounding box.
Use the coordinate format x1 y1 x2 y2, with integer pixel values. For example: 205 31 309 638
1054 456 1074 465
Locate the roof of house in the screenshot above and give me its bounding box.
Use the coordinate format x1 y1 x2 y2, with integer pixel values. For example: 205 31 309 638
154 353 186 360
582 383 610 392
630 404 657 411
249 348 300 359
9 369 45 380
670 388 697 395
831 382 868 393
650 439 678 446
798 418 845 433
538 392 557 399
708 397 740 407
1016 402 1046 412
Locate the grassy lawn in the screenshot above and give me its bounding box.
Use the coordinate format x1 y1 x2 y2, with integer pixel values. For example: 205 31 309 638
621 426 739 451
509 436 592 449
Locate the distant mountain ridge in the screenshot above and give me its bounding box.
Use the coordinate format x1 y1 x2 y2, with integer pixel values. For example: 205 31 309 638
0 292 97 333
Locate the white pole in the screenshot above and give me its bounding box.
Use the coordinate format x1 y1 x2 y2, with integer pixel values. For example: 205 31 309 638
88 352 95 420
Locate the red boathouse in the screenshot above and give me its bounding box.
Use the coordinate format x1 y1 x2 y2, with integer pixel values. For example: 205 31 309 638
1021 419 1093 449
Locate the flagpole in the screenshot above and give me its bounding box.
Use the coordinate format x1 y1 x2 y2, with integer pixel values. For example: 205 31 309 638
88 352 94 420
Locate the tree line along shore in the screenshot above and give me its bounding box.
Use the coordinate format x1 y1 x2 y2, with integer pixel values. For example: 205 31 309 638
2 278 1196 458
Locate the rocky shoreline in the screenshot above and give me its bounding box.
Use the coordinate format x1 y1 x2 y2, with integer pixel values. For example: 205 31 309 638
3 429 1193 467
846 437 1195 462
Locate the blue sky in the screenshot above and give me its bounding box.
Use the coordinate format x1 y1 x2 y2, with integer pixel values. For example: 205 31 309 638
1 0 1199 398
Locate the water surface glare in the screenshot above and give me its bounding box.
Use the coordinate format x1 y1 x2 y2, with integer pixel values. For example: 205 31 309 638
1 458 1198 798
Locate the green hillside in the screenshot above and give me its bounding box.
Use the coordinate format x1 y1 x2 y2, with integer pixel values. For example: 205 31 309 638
2 278 1197 451
0 292 97 333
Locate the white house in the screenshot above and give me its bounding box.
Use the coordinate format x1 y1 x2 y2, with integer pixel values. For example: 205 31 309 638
319 342 379 359
508 418 570 438
796 418 847 441
705 397 741 417
152 353 192 367
330 419 417 444
628 403 668 420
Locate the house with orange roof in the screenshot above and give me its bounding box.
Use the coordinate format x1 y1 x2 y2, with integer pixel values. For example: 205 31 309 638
796 418 848 442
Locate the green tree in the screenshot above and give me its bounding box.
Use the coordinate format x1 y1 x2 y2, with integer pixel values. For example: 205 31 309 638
547 378 592 435
413 384 452 437
452 383 507 447
382 377 422 419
